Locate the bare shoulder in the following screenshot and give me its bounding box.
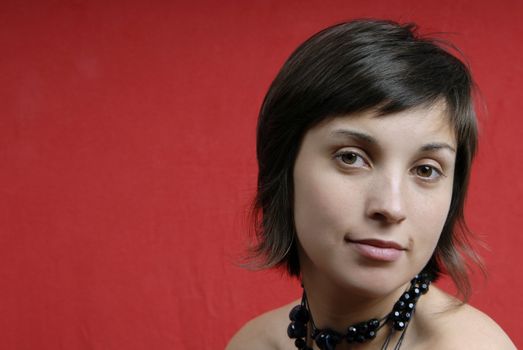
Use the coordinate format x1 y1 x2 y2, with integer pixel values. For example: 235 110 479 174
421 287 516 349
226 300 298 350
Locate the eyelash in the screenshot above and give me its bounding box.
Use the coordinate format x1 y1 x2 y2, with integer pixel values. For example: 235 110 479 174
333 150 445 182
411 165 444 182
333 151 369 168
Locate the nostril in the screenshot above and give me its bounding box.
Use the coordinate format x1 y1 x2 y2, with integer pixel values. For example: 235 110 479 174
369 210 406 224
370 212 388 221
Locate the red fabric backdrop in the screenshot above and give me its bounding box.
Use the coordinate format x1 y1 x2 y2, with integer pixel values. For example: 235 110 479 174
1 0 521 349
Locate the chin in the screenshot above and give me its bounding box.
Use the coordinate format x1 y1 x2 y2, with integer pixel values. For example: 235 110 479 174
332 265 413 298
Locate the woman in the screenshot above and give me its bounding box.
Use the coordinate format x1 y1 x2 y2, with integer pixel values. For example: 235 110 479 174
227 19 515 349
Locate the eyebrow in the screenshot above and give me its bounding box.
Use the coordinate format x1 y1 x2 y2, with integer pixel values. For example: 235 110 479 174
330 129 376 144
420 142 456 153
330 129 456 153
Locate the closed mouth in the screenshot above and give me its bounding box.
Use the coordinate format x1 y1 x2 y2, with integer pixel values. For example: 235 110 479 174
345 238 406 262
345 238 405 251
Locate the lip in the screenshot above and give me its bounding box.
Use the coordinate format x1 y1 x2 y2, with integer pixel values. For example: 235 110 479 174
346 238 406 262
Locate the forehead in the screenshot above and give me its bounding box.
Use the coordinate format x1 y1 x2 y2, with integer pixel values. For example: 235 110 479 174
309 104 456 147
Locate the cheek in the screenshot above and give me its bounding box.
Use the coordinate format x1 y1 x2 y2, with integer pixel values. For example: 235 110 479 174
294 168 329 237
411 187 453 251
293 168 361 243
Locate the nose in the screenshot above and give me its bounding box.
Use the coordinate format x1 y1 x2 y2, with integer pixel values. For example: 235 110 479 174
365 172 406 225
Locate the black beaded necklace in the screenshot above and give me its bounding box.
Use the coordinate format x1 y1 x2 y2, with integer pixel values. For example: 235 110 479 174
287 273 432 350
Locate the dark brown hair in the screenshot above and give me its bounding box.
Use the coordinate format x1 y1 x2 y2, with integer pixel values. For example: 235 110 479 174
251 19 481 299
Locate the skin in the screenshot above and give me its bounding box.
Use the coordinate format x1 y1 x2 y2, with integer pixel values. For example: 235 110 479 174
227 105 516 349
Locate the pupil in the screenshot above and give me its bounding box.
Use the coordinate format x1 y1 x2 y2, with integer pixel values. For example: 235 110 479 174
419 166 432 177
343 153 356 164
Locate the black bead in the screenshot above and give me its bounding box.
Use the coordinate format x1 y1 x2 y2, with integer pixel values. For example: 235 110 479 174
311 329 319 339
406 302 415 311
289 305 310 323
391 310 401 320
347 326 357 336
366 330 376 339
287 322 307 339
393 321 406 331
368 318 380 330
315 330 342 350
404 312 412 320
356 322 368 333
401 292 411 302
294 338 306 348
410 287 421 301
394 300 406 311
355 334 366 343
420 283 429 294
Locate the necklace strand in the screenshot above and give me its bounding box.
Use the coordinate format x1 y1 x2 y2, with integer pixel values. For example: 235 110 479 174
287 273 432 350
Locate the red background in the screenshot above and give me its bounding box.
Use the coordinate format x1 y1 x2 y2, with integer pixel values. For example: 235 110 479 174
1 1 521 349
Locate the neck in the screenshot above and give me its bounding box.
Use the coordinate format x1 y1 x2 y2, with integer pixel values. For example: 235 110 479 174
292 259 432 350
301 267 410 333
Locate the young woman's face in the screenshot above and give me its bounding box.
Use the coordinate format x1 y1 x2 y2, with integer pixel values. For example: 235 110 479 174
293 104 456 295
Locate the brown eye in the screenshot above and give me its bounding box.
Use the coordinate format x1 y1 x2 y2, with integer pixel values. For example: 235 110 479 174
415 165 442 180
340 152 358 165
334 151 368 168
416 165 433 177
